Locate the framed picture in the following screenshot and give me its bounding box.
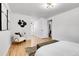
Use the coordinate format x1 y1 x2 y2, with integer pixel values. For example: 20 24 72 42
1 3 8 31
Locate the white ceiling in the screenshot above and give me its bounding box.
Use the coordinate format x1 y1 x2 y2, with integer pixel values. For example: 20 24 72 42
8 3 79 18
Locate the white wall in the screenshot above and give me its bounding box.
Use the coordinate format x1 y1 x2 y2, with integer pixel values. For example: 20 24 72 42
9 13 33 39
0 31 11 56
9 13 49 39
52 7 79 43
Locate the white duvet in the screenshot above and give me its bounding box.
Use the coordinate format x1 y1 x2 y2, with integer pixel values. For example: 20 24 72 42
35 41 79 56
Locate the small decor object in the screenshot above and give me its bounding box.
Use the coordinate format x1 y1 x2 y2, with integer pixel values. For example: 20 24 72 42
12 32 26 43
18 20 27 27
15 32 22 37
14 37 26 43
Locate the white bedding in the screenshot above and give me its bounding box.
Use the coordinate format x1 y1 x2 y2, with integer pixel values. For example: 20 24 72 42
35 41 79 56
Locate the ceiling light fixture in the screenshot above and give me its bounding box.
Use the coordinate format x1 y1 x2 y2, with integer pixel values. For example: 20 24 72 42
42 3 57 9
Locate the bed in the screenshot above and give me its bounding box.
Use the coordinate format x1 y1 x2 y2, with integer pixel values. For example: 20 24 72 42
35 40 79 56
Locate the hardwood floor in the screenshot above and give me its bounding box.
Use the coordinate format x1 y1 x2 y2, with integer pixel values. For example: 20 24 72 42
7 36 52 56
7 40 31 56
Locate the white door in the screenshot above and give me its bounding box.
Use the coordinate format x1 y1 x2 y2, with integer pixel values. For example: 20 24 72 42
34 18 48 38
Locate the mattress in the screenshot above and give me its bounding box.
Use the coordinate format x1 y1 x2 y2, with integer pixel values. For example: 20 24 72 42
35 41 79 56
